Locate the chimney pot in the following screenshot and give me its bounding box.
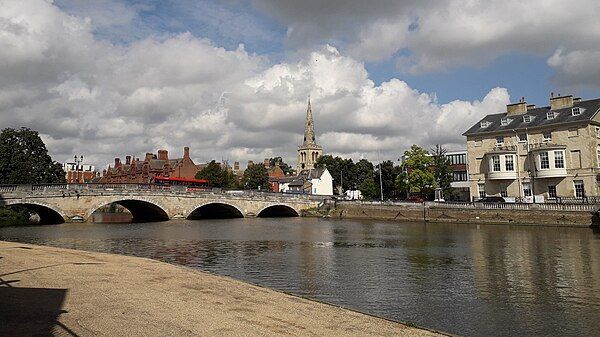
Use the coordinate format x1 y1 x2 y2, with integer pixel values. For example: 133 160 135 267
158 149 168 161
145 153 153 162
184 147 190 159
126 156 131 165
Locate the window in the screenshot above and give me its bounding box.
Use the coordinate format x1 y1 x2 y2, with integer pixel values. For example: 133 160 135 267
523 115 532 123
492 155 501 172
474 139 482 147
501 118 511 126
571 150 581 169
452 171 468 181
596 126 600 139
505 155 514 171
543 131 552 141
568 128 579 137
478 183 486 199
499 184 508 197
546 111 556 120
572 107 581 116
597 147 600 167
548 186 557 199
523 182 532 197
540 152 550 169
480 121 491 128
518 133 528 142
554 151 564 169
574 180 584 198
496 136 504 146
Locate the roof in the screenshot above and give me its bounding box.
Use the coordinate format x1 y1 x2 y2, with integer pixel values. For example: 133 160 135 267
463 98 600 136
298 168 327 179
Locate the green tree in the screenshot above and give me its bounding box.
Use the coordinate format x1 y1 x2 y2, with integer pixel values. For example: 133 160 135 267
430 144 453 191
0 127 66 184
242 164 270 190
375 160 402 199
0 206 30 227
397 144 434 197
316 155 354 194
268 157 294 175
359 178 379 200
195 160 236 188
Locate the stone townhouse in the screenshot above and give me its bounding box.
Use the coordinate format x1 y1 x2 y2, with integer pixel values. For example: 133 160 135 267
463 95 600 201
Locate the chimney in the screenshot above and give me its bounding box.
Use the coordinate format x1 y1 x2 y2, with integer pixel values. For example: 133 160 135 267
125 156 131 165
247 160 254 168
506 100 528 116
573 97 581 103
145 152 153 162
263 158 270 168
183 147 190 159
234 161 240 171
158 149 168 161
550 94 574 110
114 158 121 167
526 104 536 111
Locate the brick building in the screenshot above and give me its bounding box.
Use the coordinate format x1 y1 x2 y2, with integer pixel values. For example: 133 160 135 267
62 157 99 183
100 147 200 183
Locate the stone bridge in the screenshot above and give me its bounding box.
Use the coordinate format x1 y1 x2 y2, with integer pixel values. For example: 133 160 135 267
0 184 324 224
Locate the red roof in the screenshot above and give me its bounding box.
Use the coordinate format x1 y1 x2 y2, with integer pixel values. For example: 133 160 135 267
154 176 208 183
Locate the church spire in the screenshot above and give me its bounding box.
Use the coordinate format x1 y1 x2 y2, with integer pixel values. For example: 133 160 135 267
303 96 316 146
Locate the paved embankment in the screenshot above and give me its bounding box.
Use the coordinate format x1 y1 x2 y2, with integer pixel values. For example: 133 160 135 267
0 241 443 337
312 201 599 227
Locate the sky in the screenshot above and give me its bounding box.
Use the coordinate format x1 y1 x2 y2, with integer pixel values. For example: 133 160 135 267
1 0 599 169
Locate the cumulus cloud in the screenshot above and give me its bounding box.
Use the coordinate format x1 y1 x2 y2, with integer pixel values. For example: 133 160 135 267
252 0 600 85
0 0 510 170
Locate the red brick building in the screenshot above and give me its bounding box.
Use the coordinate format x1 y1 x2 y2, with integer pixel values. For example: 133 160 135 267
100 147 200 183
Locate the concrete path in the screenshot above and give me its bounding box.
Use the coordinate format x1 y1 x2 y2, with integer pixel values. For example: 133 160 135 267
0 241 444 337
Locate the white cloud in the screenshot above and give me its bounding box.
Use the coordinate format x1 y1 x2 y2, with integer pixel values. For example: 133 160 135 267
0 0 510 171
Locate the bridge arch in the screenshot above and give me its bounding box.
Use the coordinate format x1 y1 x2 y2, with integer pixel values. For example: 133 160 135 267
86 197 170 223
3 200 67 225
186 202 245 219
256 204 299 217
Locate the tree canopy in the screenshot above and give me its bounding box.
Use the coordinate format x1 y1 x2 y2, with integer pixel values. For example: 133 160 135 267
268 157 294 175
195 160 237 188
242 164 270 190
0 127 66 184
396 144 434 196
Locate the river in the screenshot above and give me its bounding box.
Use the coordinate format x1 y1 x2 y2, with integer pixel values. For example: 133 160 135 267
1 218 599 337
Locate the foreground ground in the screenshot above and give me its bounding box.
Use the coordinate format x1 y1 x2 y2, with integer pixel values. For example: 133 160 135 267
0 241 443 336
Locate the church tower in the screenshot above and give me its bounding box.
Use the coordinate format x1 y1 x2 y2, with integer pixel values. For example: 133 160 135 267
297 96 323 172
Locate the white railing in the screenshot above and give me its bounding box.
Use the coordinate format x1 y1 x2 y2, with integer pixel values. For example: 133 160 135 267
427 201 598 212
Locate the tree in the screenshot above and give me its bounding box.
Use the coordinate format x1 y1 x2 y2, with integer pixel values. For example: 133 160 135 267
316 155 353 194
430 144 453 190
242 164 270 190
195 160 236 188
375 160 402 199
0 127 66 184
359 178 379 200
397 144 434 197
268 157 293 175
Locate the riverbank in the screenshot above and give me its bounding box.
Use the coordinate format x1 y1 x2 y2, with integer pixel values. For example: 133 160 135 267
0 241 443 337
309 201 600 227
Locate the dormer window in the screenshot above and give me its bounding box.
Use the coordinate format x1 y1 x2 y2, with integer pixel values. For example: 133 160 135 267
480 121 492 128
547 111 556 120
500 117 511 126
572 107 581 116
496 136 504 146
523 115 532 123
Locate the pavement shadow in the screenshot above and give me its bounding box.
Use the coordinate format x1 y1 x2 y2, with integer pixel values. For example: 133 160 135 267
0 286 73 336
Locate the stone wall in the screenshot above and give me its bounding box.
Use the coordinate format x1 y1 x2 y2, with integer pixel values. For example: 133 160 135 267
320 202 598 227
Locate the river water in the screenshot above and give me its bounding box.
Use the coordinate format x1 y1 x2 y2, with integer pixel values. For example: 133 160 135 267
1 218 599 337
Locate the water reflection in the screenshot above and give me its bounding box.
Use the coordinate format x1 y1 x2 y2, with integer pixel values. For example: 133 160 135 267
0 218 599 337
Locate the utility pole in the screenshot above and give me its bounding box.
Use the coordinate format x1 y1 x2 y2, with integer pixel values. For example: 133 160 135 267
340 170 343 196
379 161 384 201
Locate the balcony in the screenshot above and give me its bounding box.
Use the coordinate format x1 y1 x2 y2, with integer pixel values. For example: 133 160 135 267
535 168 567 178
530 146 568 179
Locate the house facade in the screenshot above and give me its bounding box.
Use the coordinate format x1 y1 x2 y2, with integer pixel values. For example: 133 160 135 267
464 95 600 201
100 147 200 183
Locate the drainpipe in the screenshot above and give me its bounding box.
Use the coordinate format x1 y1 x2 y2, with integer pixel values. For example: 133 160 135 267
526 127 536 204
514 129 522 200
